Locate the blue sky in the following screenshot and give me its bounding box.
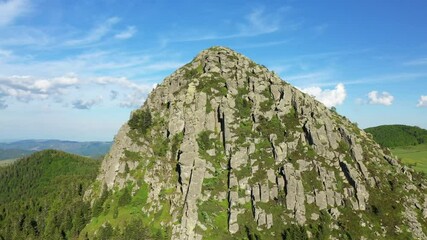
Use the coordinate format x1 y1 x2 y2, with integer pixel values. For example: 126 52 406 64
0 0 426 141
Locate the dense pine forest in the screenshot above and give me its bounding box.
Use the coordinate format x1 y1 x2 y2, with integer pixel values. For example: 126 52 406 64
0 150 100 240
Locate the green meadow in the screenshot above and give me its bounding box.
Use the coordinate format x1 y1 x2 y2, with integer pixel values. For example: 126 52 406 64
392 144 427 174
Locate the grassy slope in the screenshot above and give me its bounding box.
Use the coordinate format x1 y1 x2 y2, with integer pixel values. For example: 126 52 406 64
391 144 427 174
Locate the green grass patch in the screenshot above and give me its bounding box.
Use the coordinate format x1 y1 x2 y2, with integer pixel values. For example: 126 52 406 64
202 168 228 195
197 131 215 152
153 136 169 157
197 131 225 167
235 119 253 144
391 143 427 174
257 115 285 143
82 182 149 238
171 132 184 159
259 88 274 112
282 107 300 135
235 87 252 118
302 168 323 191
196 73 228 97
183 63 203 79
197 199 229 239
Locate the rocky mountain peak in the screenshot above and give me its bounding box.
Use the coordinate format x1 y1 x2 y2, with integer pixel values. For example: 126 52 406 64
86 46 427 240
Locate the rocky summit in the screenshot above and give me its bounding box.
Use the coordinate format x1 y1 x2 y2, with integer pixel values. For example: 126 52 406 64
84 46 427 239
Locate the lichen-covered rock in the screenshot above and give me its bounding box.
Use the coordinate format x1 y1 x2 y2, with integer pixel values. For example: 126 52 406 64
85 46 427 240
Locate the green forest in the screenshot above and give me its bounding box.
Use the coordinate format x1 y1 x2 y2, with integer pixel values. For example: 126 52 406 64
365 125 427 148
0 150 100 240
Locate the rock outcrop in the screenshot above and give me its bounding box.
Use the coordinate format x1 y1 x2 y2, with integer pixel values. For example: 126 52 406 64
86 46 427 240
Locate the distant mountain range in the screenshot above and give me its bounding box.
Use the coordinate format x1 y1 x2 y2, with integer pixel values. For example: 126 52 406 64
0 139 112 160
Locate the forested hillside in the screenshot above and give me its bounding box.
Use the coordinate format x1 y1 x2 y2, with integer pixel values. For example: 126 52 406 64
0 150 100 239
365 125 427 148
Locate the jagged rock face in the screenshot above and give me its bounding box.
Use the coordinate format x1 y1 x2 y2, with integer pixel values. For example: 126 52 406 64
91 47 427 239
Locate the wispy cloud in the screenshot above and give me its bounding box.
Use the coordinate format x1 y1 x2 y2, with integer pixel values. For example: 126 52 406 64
237 8 280 36
166 8 288 43
115 26 137 39
0 48 168 78
417 95 427 107
141 61 184 72
285 70 335 87
290 49 371 61
287 71 332 82
404 58 427 66
0 0 30 27
300 83 346 108
64 17 121 46
344 72 427 85
0 26 50 46
0 49 12 57
234 40 290 49
368 91 394 106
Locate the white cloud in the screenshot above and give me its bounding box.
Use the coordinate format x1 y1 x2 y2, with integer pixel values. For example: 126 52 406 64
65 17 121 46
0 75 79 104
234 40 289 50
142 61 184 71
300 83 346 108
115 26 137 39
0 25 50 46
417 95 427 107
0 44 182 109
0 0 30 27
368 91 394 106
287 71 332 83
0 73 157 109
